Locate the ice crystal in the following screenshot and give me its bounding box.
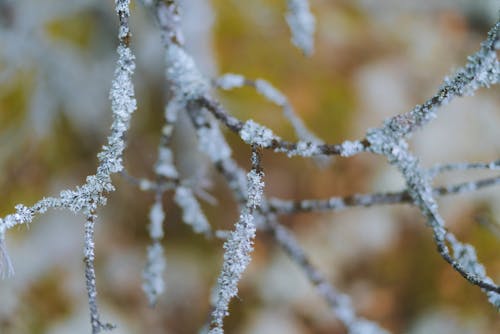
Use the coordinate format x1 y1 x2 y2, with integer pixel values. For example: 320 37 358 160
0 235 14 278
149 201 165 240
246 169 264 209
198 125 232 163
166 44 208 100
255 79 287 106
142 242 166 306
487 291 500 310
216 73 245 90
287 140 320 157
155 147 178 179
209 158 265 332
210 209 256 332
286 0 316 55
239 120 278 147
174 186 211 235
340 140 365 157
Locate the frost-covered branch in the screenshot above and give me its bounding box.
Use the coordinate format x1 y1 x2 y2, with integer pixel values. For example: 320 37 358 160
84 211 115 334
2 0 499 332
197 95 366 158
0 0 137 330
214 74 323 145
366 127 500 303
378 22 499 139
285 0 316 55
266 218 389 334
208 148 264 333
269 172 500 215
142 195 167 306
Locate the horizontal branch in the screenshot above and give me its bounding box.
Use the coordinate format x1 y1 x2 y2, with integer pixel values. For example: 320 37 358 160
196 95 368 157
268 175 500 215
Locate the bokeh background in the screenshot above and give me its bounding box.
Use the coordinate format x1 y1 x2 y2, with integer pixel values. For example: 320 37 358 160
0 0 499 333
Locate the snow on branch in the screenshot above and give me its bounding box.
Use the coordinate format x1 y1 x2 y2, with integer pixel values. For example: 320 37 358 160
215 74 327 158
382 22 499 139
142 197 167 306
286 0 316 56
1 0 499 332
267 219 389 334
0 0 137 330
209 148 264 333
84 211 115 333
269 173 500 215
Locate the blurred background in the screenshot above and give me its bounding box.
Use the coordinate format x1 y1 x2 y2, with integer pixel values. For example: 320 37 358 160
0 0 499 333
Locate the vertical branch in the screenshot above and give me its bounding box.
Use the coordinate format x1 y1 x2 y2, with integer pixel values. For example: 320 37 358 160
209 147 264 333
266 218 389 334
0 232 14 278
142 193 167 306
84 211 114 333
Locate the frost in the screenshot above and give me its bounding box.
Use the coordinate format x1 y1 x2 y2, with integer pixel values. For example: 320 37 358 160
287 140 320 157
0 235 14 278
208 328 223 334
115 0 130 14
487 291 500 310
209 160 264 332
166 44 208 100
329 294 389 334
246 169 264 209
109 45 137 121
149 201 165 240
216 73 245 90
348 319 390 334
340 140 364 157
210 210 256 332
174 186 211 235
155 147 178 179
452 242 486 277
239 120 278 147
255 79 287 106
165 96 182 123
198 125 232 163
286 0 316 55
142 242 166 306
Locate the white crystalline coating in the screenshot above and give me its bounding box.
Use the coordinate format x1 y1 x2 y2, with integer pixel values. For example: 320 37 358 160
255 79 287 106
149 201 165 240
174 186 211 234
246 169 264 209
110 46 136 121
239 120 277 147
139 179 155 191
208 328 223 334
221 159 249 201
155 147 178 179
210 209 256 332
0 235 14 278
209 164 265 332
198 125 232 163
340 140 364 157
216 73 245 90
286 0 316 55
288 140 319 157
142 243 166 306
165 97 182 124
487 291 500 310
118 25 129 40
166 44 208 99
115 0 130 14
348 320 390 334
452 242 486 277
